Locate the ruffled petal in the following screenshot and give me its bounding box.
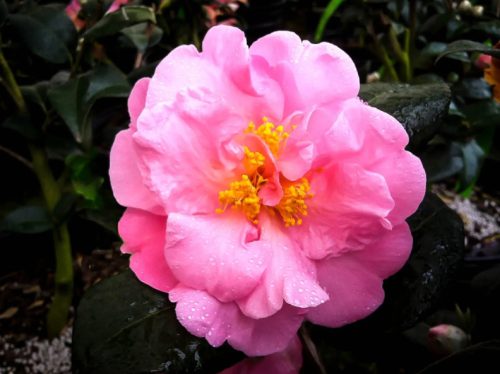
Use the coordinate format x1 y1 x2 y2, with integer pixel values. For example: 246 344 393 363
118 208 176 292
291 162 395 260
165 213 269 302
351 222 413 279
170 287 304 356
128 77 150 129
238 216 328 319
306 256 384 327
109 129 163 213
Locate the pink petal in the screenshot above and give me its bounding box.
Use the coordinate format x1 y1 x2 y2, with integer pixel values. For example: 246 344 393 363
165 213 269 302
128 77 150 130
238 216 328 319
291 163 395 260
250 32 359 112
219 335 303 374
351 222 413 279
109 129 163 213
306 256 385 327
118 208 176 292
370 151 426 225
169 287 305 356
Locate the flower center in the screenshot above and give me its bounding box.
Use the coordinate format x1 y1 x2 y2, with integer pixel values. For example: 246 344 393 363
216 118 313 226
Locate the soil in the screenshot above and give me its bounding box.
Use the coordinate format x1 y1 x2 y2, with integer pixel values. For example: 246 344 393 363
0 185 499 373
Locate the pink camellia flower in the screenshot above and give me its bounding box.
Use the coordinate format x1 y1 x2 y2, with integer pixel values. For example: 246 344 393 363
110 25 426 358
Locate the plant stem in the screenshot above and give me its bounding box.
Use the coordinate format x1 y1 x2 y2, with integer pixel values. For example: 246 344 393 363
367 22 399 82
0 39 73 337
0 144 33 170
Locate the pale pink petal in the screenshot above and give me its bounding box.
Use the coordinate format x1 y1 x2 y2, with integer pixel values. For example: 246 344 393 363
306 256 385 327
291 163 394 260
170 287 304 356
109 129 163 214
250 32 359 112
219 335 303 374
238 216 328 319
128 78 150 130
165 213 269 302
370 151 426 225
351 222 413 279
118 208 176 292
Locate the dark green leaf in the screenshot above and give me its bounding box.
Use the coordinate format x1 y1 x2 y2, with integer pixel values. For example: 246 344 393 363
8 13 72 64
418 340 500 373
460 139 484 187
73 270 243 374
48 76 89 142
66 153 103 204
121 22 163 52
453 78 492 100
53 194 78 225
1 113 41 141
359 83 451 150
83 64 130 106
28 4 77 50
436 40 500 62
420 142 464 182
1 206 52 234
83 6 156 41
21 82 49 114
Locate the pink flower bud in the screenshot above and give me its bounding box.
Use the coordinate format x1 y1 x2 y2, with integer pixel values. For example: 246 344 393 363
428 324 469 356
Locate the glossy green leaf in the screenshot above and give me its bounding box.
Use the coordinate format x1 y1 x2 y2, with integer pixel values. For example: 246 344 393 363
66 153 104 204
28 4 77 49
48 76 89 142
8 10 72 64
83 6 156 41
461 101 500 128
83 64 130 106
436 40 500 62
0 206 52 234
459 139 484 188
420 142 464 182
121 22 164 52
73 270 243 374
1 113 41 141
359 83 451 150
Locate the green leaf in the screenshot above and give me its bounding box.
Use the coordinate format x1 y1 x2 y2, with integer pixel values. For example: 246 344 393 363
28 4 77 50
73 270 244 374
459 139 484 188
66 153 104 204
83 6 156 41
1 113 41 141
8 10 72 64
419 341 500 373
359 83 451 150
436 40 500 62
1 206 52 234
121 22 163 52
461 101 500 128
48 76 89 142
314 0 346 42
83 64 130 106
420 142 464 182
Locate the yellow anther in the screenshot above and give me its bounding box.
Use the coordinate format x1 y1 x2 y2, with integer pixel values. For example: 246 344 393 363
243 146 265 175
245 117 290 156
216 174 262 224
276 178 313 227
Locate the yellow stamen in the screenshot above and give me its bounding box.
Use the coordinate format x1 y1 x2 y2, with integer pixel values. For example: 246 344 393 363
276 178 313 227
245 117 290 156
216 174 263 224
243 146 265 175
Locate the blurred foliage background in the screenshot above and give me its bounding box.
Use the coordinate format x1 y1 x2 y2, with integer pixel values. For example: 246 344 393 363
0 0 499 373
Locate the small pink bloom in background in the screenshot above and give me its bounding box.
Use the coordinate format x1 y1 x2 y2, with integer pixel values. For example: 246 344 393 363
220 336 302 374
428 324 469 356
204 0 247 27
475 53 492 70
110 25 426 362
